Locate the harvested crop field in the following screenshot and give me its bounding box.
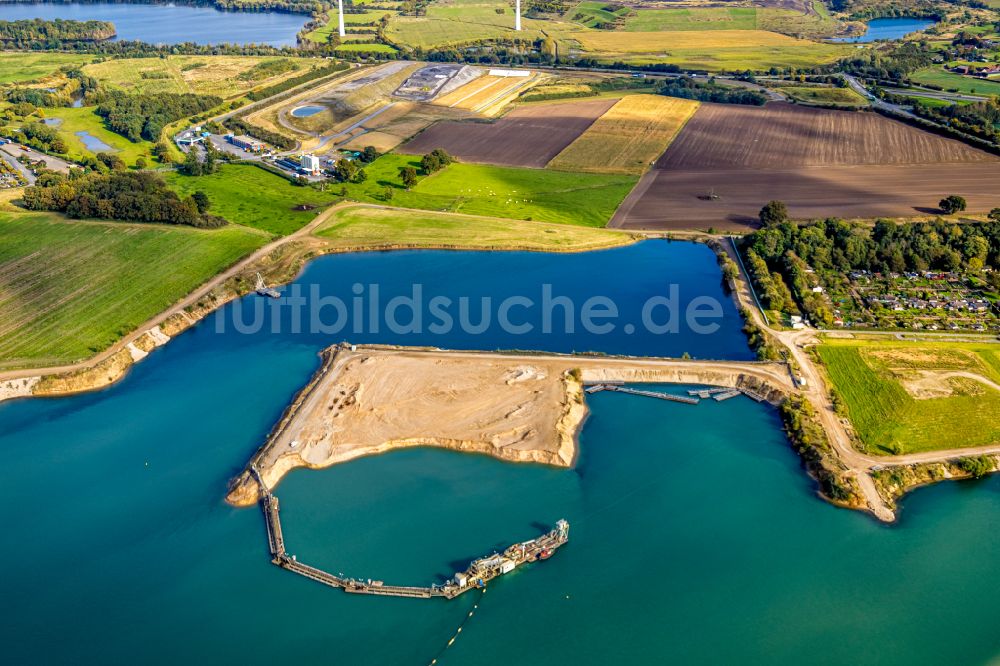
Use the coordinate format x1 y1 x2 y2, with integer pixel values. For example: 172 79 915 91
548 95 699 174
400 98 617 168
612 102 1000 231
613 164 1000 231
655 103 996 169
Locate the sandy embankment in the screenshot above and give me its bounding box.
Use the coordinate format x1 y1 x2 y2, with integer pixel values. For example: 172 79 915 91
226 345 790 506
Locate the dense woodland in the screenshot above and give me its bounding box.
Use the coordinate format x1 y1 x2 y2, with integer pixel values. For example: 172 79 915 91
743 215 1000 324
94 91 221 142
0 18 115 45
22 170 225 228
841 41 935 81
909 98 1000 144
748 217 1000 274
9 122 68 153
658 76 767 105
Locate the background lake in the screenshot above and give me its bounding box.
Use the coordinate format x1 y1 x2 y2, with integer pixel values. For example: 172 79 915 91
0 2 307 46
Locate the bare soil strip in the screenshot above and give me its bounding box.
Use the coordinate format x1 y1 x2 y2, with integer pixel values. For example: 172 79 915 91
399 99 617 168
656 102 998 169
612 163 1000 231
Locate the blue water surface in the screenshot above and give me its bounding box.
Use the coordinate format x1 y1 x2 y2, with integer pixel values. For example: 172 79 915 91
0 2 307 46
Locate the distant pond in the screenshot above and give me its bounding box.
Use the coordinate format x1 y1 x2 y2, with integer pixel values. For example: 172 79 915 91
75 130 114 152
290 105 325 118
832 17 937 43
0 2 307 46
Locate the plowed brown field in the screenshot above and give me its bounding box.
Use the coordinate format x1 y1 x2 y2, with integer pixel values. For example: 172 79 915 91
656 103 996 169
399 98 617 168
612 102 1000 231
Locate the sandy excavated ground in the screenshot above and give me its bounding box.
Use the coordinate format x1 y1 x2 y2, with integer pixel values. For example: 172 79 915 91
227 346 791 506
226 348 585 505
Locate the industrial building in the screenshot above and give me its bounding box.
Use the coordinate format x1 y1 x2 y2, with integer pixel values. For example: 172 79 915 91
300 154 322 176
225 134 265 153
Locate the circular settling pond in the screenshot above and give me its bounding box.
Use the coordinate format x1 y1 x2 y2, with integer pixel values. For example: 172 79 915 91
290 105 325 118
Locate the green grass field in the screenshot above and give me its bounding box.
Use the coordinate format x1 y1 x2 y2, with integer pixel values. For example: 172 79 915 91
781 86 867 107
818 339 1000 455
0 211 266 368
168 156 636 231
164 165 340 235
339 154 637 227
909 95 957 109
305 10 396 42
333 43 399 53
911 67 1000 97
40 106 154 165
571 1 631 29
0 52 93 84
624 7 757 32
315 205 633 251
385 0 560 48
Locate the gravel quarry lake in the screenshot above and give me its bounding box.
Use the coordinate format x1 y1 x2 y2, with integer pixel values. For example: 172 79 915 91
1 242 998 664
0 2 308 46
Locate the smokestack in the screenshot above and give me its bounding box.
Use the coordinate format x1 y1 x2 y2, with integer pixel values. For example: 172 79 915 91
515 0 521 31
338 0 346 38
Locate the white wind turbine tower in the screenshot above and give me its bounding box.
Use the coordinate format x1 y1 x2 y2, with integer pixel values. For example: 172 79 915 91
337 0 346 38
515 0 521 31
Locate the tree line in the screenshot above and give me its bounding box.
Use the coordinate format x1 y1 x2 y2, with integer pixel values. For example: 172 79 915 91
22 170 225 228
0 18 115 45
658 76 767 106
742 210 1000 325
94 90 221 142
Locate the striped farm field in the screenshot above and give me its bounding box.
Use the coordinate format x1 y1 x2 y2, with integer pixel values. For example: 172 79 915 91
434 73 542 115
548 95 699 174
0 213 266 368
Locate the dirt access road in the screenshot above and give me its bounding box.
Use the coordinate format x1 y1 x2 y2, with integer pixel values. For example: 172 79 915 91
724 239 1000 521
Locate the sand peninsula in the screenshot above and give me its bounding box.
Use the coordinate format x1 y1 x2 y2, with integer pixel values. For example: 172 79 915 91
226 344 790 507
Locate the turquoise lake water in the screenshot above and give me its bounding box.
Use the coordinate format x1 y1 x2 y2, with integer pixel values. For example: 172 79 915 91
1 242 998 664
832 17 937 43
0 2 307 46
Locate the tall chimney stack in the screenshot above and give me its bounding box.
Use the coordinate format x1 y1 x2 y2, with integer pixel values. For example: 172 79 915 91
338 0 346 38
515 0 521 31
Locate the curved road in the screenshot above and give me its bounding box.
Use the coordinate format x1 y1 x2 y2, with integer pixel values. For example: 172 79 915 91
724 238 1000 521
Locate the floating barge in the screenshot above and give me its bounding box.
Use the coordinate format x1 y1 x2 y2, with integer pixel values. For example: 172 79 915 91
250 465 568 600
